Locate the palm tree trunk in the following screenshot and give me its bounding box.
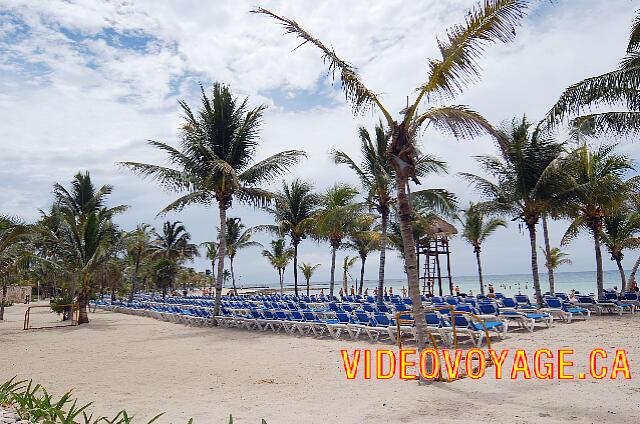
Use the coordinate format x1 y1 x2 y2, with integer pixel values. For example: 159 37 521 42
279 268 284 293
628 254 640 291
210 260 215 293
306 277 311 296
394 173 428 359
358 254 366 295
77 275 89 324
329 246 337 300
0 283 7 321
213 202 228 319
542 214 555 296
293 242 299 297
593 228 604 299
615 256 626 289
129 255 141 302
474 248 484 295
343 265 348 293
377 210 388 303
527 223 543 306
230 255 237 292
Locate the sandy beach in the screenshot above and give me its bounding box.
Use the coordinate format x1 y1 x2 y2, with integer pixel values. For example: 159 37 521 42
1 302 639 423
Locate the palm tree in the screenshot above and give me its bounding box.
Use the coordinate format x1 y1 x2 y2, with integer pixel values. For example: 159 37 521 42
265 180 317 296
540 247 572 282
600 208 640 290
313 185 361 300
299 262 321 296
458 203 506 295
560 144 635 298
151 221 198 291
124 223 153 301
332 123 448 301
255 0 526 352
201 241 219 284
462 116 565 306
547 12 640 136
0 216 32 321
344 215 379 296
262 239 294 293
341 255 358 294
224 217 261 291
53 172 127 323
121 82 305 318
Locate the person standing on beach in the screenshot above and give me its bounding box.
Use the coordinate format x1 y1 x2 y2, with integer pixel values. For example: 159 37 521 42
402 286 407 298
389 287 393 297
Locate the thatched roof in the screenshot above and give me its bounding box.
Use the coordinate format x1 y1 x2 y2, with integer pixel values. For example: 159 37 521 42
424 216 457 236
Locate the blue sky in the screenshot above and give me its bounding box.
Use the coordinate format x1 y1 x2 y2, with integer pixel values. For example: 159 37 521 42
1 0 639 288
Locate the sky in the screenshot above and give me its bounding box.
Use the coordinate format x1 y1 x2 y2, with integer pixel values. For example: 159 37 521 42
1 0 639 288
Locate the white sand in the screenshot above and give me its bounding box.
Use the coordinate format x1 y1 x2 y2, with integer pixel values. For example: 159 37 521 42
1 302 640 423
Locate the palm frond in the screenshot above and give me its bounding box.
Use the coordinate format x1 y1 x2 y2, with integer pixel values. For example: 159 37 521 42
239 150 306 186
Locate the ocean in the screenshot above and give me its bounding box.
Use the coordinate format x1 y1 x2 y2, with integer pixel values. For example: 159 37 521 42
244 269 629 297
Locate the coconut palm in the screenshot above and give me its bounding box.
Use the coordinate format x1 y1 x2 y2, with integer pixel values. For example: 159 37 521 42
461 116 565 306
262 239 294 293
560 144 635 298
458 203 506 295
120 82 305 318
540 246 572 279
52 172 127 323
0 216 32 321
264 180 317 296
547 12 640 136
201 241 219 283
224 217 261 291
124 223 153 301
344 215 379 296
151 221 198 290
255 0 526 352
299 262 321 296
313 185 362 300
600 208 640 290
341 255 358 294
332 123 448 301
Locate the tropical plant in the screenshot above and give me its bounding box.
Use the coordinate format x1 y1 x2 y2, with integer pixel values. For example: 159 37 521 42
540 246 572 276
120 82 305 318
547 11 640 136
52 171 127 323
124 223 153 301
201 241 219 285
0 216 32 321
264 179 317 296
298 262 321 296
261 239 294 293
560 144 635 298
255 0 526 352
313 185 361 299
600 208 640 290
344 215 379 295
458 203 506 295
461 116 565 305
151 221 198 291
224 217 261 291
341 255 358 294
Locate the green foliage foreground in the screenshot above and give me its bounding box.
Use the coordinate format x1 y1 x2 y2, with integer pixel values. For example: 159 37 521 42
0 378 266 424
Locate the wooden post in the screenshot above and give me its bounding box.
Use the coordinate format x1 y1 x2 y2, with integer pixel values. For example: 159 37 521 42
445 238 454 295
435 240 443 297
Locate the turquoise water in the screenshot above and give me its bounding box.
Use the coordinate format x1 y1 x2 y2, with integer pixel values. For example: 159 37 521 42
249 269 629 297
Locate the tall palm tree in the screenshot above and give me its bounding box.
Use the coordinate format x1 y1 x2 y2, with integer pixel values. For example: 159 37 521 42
344 215 379 296
151 221 198 291
600 208 640 290
224 217 261 291
560 144 635 298
299 262 321 296
124 223 153 301
462 116 565 305
332 123 448 301
201 241 219 284
341 255 358 294
265 179 317 296
53 172 127 323
313 185 361 299
458 203 506 295
121 82 305 318
262 239 294 293
255 0 526 352
547 11 640 136
540 246 572 283
0 216 32 321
